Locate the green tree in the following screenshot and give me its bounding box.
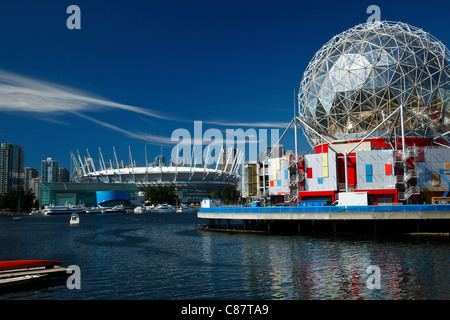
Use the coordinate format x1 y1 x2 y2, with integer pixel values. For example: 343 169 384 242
0 188 35 213
221 186 240 204
145 185 178 206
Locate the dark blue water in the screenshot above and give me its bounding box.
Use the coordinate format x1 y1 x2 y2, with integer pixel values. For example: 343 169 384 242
0 212 449 300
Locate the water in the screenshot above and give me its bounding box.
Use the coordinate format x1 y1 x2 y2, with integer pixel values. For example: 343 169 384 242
0 213 449 300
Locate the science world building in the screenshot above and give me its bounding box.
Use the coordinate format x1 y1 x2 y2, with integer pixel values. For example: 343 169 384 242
203 21 450 234
241 21 450 206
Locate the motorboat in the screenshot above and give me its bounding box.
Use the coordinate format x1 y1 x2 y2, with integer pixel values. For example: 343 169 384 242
29 209 44 215
176 205 197 213
70 213 80 225
103 205 127 213
85 207 102 214
133 206 145 214
153 204 176 213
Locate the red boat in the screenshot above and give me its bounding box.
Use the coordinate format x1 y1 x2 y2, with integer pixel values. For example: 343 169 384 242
0 260 66 291
0 260 62 271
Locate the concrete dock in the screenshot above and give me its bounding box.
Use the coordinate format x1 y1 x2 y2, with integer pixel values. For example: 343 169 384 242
198 204 450 234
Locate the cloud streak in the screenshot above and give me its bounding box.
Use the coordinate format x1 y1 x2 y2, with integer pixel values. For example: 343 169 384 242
0 69 173 120
74 112 176 146
0 69 288 145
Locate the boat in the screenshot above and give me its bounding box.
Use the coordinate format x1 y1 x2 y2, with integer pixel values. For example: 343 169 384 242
0 260 67 290
85 207 102 214
29 209 44 215
153 204 176 213
42 204 86 215
103 205 127 213
176 205 197 213
133 206 145 214
0 260 62 271
70 213 80 225
12 216 22 221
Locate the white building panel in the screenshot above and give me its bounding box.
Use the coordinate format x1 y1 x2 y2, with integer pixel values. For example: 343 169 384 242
356 150 395 190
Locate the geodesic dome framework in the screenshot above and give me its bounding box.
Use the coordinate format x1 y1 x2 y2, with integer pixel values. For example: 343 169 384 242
298 21 450 146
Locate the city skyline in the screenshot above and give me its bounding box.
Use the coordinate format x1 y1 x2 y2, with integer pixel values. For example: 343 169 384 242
1 0 450 172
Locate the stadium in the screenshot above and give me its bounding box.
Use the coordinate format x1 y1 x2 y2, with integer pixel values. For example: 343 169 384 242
69 147 240 204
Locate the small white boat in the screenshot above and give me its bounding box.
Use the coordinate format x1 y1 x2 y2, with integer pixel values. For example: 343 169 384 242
134 206 145 214
153 204 176 213
70 213 80 225
176 205 197 213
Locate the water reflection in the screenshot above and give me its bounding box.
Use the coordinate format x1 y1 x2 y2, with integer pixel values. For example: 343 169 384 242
1 214 449 300
235 235 450 300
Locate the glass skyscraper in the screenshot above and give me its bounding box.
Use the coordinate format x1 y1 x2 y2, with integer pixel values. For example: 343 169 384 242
0 142 24 195
41 157 59 183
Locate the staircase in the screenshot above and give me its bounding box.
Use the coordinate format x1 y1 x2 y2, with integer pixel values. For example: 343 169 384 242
397 146 420 202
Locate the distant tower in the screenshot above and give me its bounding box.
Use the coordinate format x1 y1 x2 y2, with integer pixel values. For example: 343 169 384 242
58 167 70 182
41 157 59 183
0 142 24 195
24 167 39 191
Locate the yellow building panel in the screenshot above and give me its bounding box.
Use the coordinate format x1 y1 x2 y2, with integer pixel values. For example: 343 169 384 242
323 166 329 178
322 153 329 178
322 153 328 166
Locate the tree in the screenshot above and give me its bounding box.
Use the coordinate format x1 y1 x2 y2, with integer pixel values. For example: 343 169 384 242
221 186 240 204
144 185 178 206
0 188 35 213
209 189 221 199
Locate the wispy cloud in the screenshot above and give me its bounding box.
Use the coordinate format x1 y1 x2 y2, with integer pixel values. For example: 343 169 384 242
0 69 173 120
74 112 175 146
0 69 288 145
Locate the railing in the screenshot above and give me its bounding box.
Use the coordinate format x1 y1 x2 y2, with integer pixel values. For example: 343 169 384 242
396 169 419 184
199 204 450 214
398 186 420 201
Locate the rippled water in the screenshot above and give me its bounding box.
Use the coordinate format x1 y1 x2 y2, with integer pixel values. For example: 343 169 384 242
0 213 449 300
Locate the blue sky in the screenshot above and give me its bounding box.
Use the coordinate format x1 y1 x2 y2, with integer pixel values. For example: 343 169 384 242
1 0 449 172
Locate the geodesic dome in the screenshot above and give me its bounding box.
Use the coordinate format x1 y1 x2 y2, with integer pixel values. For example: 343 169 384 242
298 21 450 146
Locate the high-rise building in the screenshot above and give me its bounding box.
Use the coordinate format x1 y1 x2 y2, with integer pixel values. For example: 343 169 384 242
0 142 24 195
58 167 70 182
24 167 39 191
30 177 42 201
41 157 59 183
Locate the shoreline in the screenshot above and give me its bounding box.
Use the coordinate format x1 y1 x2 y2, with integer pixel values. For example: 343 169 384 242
0 211 30 216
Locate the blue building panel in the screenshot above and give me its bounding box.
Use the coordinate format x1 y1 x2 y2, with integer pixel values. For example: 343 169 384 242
96 191 130 206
